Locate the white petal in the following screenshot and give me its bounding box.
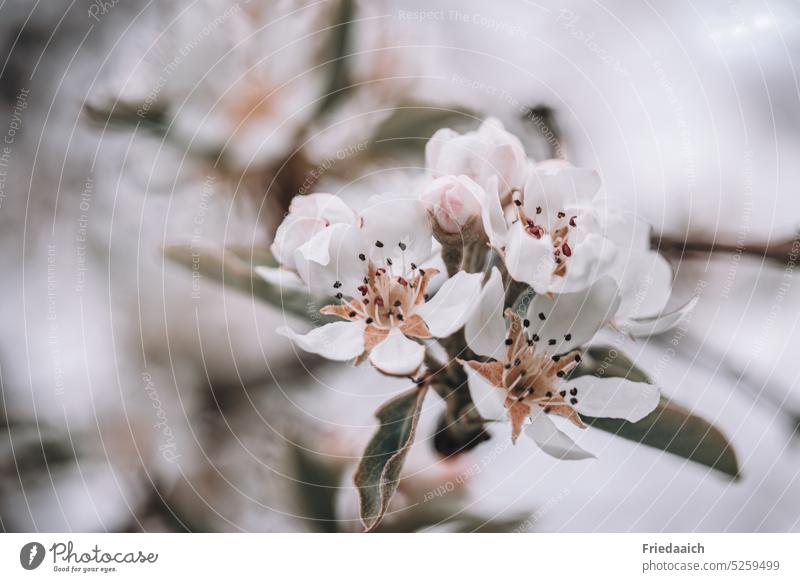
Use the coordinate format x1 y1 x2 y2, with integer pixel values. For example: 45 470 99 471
527 276 620 353
524 165 600 216
359 195 432 267
254 266 304 290
613 250 673 320
504 223 555 293
425 127 458 175
465 267 507 360
464 364 507 421
416 271 483 338
600 210 651 250
571 375 660 422
621 295 699 337
290 192 355 225
550 232 618 294
278 320 365 361
480 175 508 249
368 330 425 377
270 216 325 270
293 223 368 297
525 409 594 460
296 223 337 265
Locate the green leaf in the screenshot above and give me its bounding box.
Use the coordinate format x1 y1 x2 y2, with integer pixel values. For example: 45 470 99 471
354 384 428 532
371 105 473 154
583 397 739 478
577 345 739 478
163 243 333 323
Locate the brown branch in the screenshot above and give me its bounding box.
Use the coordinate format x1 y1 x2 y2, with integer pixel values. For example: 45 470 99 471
653 233 800 263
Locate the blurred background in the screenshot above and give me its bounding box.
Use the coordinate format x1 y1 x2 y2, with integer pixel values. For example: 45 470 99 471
1 0 799 532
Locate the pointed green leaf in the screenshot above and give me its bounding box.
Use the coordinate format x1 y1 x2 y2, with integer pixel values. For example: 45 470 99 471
354 384 428 532
163 243 333 323
577 345 739 478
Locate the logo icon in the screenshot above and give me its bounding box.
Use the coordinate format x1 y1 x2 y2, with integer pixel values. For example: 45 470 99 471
20 542 45 570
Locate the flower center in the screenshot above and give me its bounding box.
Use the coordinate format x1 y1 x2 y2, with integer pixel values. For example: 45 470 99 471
324 241 437 331
500 312 584 420
513 199 577 278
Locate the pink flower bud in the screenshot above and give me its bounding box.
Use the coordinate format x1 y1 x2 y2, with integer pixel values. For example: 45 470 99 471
420 175 484 235
425 118 528 198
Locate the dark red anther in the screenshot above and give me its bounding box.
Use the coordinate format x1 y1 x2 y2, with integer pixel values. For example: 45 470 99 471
569 215 577 227
374 296 385 307
398 277 409 287
562 242 572 257
357 285 368 296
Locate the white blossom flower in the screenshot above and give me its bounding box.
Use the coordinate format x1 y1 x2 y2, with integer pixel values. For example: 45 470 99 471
461 268 659 459
272 195 484 376
481 160 619 295
426 118 527 199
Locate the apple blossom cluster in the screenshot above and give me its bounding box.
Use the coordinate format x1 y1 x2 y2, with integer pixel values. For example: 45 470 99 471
259 118 695 459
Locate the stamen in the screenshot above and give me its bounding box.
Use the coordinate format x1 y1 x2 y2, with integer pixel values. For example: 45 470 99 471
564 333 572 341
538 312 546 321
375 240 384 248
358 253 366 261
398 241 407 251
